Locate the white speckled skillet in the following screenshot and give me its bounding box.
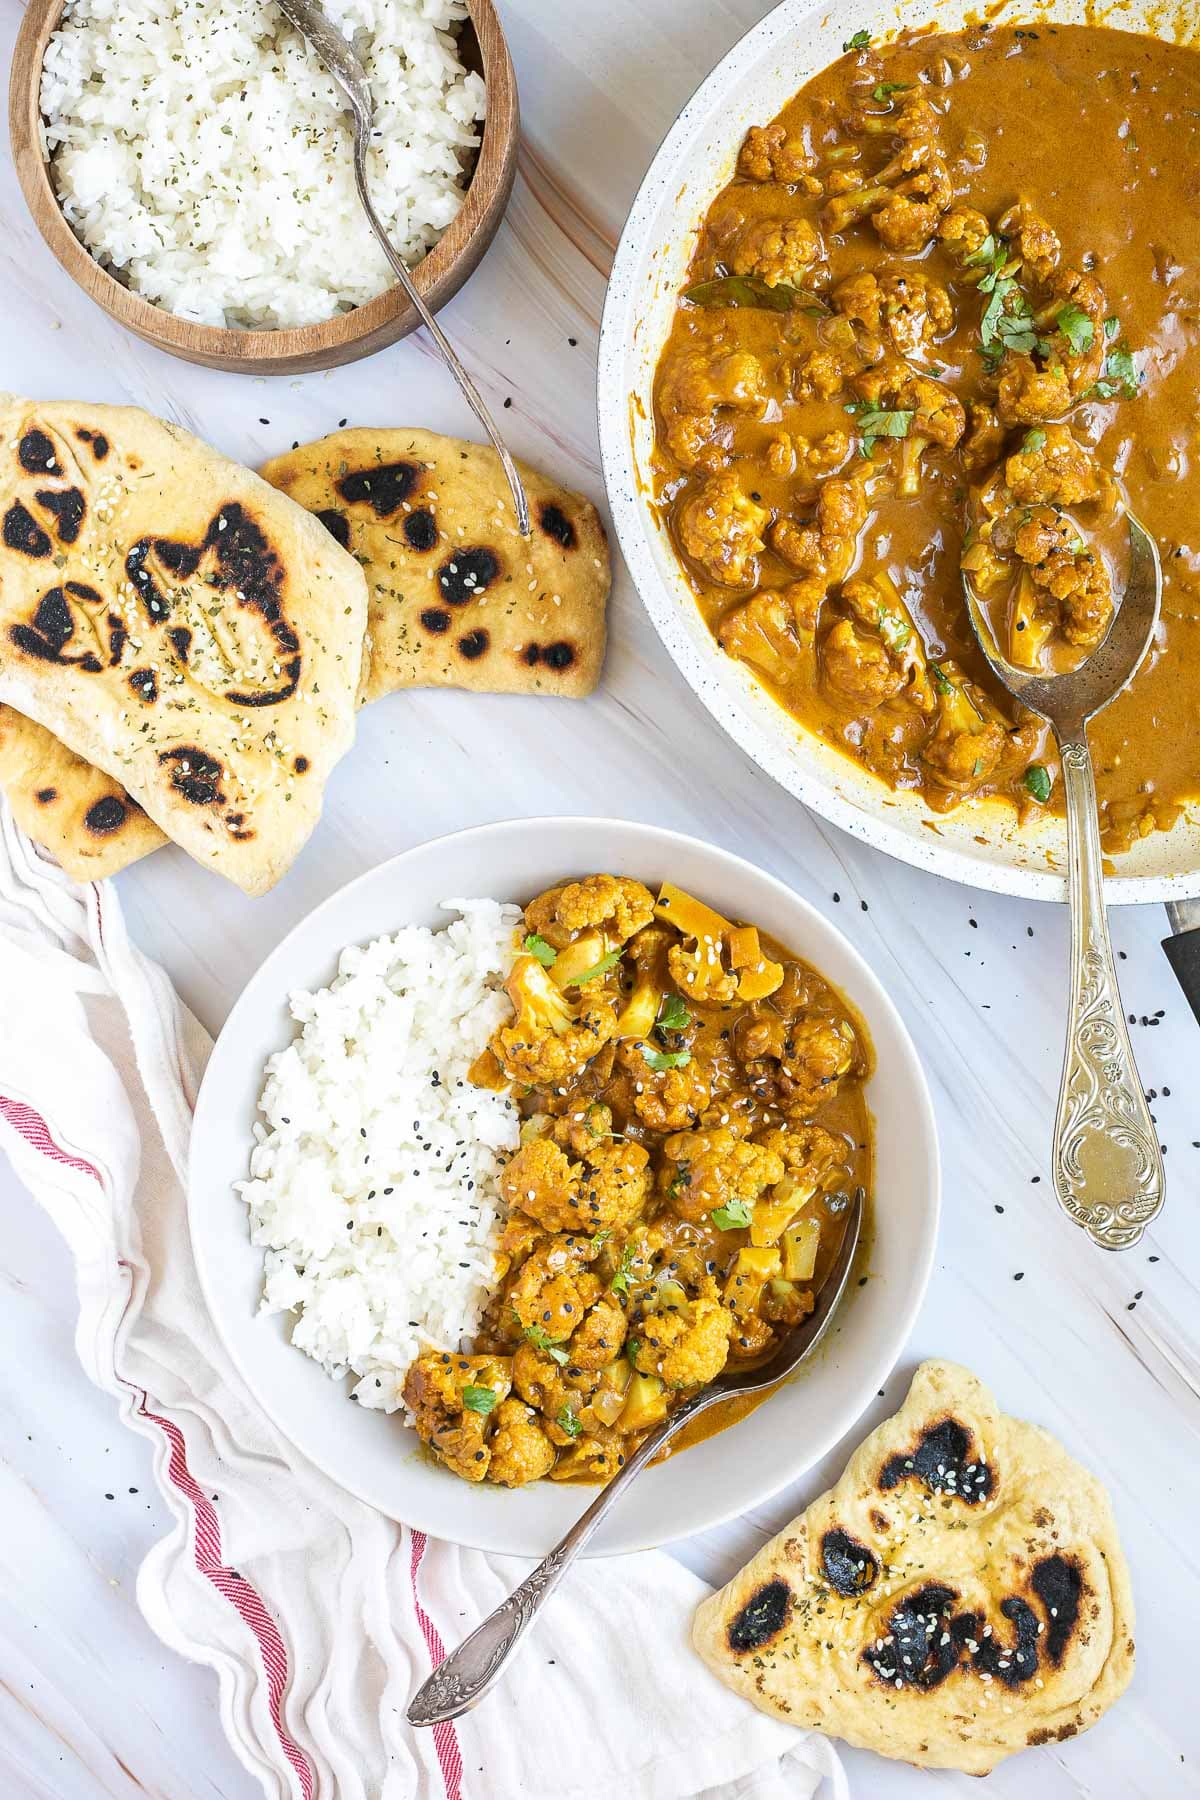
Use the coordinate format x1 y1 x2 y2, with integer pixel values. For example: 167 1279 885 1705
598 0 1200 905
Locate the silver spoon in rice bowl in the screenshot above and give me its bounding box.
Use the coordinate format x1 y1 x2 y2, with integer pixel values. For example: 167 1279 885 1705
406 1188 863 1724
274 0 530 534
961 510 1163 1251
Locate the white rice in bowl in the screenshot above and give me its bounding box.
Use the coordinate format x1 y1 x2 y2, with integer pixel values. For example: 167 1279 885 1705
39 0 486 328
237 898 520 1411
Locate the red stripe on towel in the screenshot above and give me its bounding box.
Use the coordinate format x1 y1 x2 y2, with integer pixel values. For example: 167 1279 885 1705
0 1090 315 1800
410 1529 465 1800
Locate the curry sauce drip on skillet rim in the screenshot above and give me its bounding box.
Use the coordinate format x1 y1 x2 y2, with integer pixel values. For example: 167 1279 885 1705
651 22 1200 858
402 873 873 1487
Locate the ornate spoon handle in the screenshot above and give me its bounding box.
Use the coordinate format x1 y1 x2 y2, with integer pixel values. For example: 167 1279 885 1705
1053 733 1165 1250
406 1394 707 1725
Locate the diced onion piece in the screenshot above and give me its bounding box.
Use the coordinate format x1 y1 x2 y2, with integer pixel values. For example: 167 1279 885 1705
783 1215 822 1282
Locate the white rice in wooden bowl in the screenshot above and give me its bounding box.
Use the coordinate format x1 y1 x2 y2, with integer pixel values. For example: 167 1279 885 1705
39 0 486 328
237 899 520 1411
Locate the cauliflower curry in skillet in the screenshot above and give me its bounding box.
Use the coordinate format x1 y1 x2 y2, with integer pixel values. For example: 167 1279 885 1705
652 24 1200 853
403 875 871 1487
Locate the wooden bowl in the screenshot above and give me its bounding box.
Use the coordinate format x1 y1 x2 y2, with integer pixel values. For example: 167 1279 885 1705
9 0 518 375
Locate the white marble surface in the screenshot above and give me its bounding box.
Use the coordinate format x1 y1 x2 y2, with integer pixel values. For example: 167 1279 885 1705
2 0 1199 1794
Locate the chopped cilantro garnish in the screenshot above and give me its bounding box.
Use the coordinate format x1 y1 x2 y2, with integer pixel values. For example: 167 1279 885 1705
1089 341 1140 401
556 1405 583 1440
929 661 955 696
641 1045 692 1072
711 1198 753 1231
843 28 871 50
572 948 622 985
521 1319 570 1365
1023 764 1053 805
523 933 557 967
877 606 912 652
610 1243 638 1297
1055 302 1095 356
657 993 691 1033
462 1385 498 1415
871 80 911 103
626 1337 641 1364
847 401 913 458
1104 315 1120 340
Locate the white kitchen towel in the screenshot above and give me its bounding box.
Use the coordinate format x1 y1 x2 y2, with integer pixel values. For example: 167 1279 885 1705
0 806 846 1800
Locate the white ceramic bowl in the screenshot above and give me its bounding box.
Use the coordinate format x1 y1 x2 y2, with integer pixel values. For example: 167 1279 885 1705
597 0 1200 905
189 818 939 1556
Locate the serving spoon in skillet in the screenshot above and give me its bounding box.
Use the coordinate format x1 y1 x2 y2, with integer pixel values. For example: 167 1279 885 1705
273 0 530 535
406 1187 863 1725
962 513 1164 1251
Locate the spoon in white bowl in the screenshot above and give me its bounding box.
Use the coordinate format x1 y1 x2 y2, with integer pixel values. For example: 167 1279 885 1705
962 511 1164 1250
406 1188 863 1724
274 0 530 535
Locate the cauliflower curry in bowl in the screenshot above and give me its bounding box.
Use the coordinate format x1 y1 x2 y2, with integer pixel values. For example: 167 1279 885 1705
403 873 871 1488
652 24 1200 855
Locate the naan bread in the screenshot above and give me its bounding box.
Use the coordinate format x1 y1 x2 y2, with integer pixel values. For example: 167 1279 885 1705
693 1361 1134 1775
0 397 369 894
261 429 608 703
0 703 166 879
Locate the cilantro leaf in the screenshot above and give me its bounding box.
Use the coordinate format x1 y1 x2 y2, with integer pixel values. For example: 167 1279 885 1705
556 1404 583 1440
610 1243 638 1297
843 28 871 50
1023 764 1053 805
871 80 912 103
711 1198 753 1231
523 933 557 967
626 1337 641 1364
462 1385 498 1415
520 1319 570 1365
1055 302 1095 356
1104 315 1120 340
1089 341 1140 401
929 661 955 696
572 948 622 986
657 993 691 1033
641 1045 692 1072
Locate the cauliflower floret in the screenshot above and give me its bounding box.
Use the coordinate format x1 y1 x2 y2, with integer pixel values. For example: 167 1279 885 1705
1038 269 1107 392
500 1138 585 1234
576 1139 652 1233
718 581 825 683
852 360 966 451
730 217 824 288
824 92 952 251
997 358 1073 427
553 873 656 945
553 1099 615 1159
1005 423 1100 506
833 268 953 358
618 1040 712 1131
487 1398 557 1487
632 1289 733 1388
660 1127 784 1225
920 663 1008 789
777 1016 858 1117
739 120 816 184
1012 507 1114 648
998 201 1061 283
755 1121 848 1185
938 206 992 261
821 617 905 707
771 477 867 580
789 348 854 400
657 348 769 470
490 954 618 1088
508 1236 602 1341
566 1296 628 1371
402 1353 512 1483
676 472 770 588
961 401 1008 475
667 936 738 1006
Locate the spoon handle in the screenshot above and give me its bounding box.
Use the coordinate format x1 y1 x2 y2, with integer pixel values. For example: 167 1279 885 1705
1054 733 1165 1250
350 131 530 536
406 1395 707 1726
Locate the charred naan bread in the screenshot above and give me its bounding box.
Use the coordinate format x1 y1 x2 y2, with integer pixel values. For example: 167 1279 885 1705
261 429 608 703
694 1361 1134 1774
0 397 368 894
0 703 166 879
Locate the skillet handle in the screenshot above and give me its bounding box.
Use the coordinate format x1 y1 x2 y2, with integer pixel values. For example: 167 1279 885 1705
1161 913 1200 1030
